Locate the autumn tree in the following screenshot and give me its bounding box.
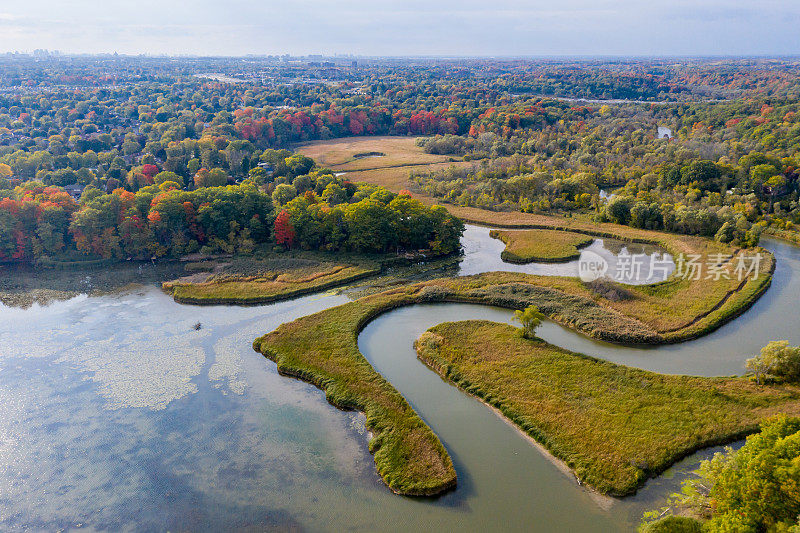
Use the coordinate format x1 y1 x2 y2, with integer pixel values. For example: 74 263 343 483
274 210 295 249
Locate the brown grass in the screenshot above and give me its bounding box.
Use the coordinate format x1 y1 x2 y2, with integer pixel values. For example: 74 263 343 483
295 136 456 171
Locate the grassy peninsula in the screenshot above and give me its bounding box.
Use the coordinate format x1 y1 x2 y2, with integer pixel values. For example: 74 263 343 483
415 320 800 495
253 252 774 496
163 254 381 305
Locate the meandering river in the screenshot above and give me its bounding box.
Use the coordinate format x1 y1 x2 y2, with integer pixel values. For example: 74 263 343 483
0 228 796 530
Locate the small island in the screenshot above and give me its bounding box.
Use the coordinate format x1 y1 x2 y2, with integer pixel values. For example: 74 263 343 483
489 228 594 263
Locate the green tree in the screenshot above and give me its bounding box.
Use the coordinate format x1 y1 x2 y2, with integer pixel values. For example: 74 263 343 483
272 183 297 206
746 341 800 384
605 197 633 225
344 199 397 253
643 416 800 532
153 171 183 187
514 305 545 339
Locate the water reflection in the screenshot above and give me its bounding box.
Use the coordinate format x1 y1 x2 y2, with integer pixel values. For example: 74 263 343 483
0 287 384 531
459 224 674 284
0 232 791 531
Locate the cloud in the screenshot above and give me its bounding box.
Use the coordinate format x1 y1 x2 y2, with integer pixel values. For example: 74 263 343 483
0 1 796 56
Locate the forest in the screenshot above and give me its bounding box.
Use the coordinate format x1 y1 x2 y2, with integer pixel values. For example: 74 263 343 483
0 155 462 262
411 97 800 246
3 55 800 261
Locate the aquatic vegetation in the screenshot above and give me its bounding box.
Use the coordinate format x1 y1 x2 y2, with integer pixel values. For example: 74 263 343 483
57 316 209 410
414 321 800 496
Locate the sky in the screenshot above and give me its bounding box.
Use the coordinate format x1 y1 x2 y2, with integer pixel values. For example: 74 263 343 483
0 0 798 57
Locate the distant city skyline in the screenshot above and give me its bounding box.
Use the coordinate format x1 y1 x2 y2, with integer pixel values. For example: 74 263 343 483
0 0 798 57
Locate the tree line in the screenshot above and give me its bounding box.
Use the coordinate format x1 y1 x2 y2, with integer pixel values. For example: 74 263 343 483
0 155 463 263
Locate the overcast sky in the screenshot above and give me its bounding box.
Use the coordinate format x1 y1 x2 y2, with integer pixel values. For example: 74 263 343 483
0 0 798 57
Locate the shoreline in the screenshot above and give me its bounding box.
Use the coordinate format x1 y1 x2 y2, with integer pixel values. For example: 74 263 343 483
412 320 793 499
413 337 616 503
474 392 615 510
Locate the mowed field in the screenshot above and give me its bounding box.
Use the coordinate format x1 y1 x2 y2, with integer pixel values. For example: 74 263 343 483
294 136 475 191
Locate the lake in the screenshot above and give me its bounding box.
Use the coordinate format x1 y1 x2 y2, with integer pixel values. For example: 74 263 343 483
0 230 794 531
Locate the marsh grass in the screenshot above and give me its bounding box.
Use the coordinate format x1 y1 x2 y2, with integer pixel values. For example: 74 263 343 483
443 207 775 340
252 263 774 495
253 284 459 496
489 228 593 263
163 255 381 305
415 320 800 495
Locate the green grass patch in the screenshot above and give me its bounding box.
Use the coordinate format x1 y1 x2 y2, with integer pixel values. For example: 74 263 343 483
163 254 381 305
415 320 800 496
489 228 593 263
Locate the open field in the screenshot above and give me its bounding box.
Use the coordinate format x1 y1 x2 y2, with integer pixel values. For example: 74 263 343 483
253 258 774 495
295 136 458 172
489 229 593 263
341 161 475 190
415 320 800 495
162 254 381 305
294 135 481 191
295 136 476 195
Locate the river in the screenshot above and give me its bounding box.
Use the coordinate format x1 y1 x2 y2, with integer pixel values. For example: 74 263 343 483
0 228 794 531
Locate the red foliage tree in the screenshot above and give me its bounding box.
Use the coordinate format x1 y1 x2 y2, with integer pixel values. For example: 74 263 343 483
142 164 159 179
274 210 295 249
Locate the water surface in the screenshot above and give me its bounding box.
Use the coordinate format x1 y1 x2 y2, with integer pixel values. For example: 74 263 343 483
460 224 674 284
0 232 793 531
